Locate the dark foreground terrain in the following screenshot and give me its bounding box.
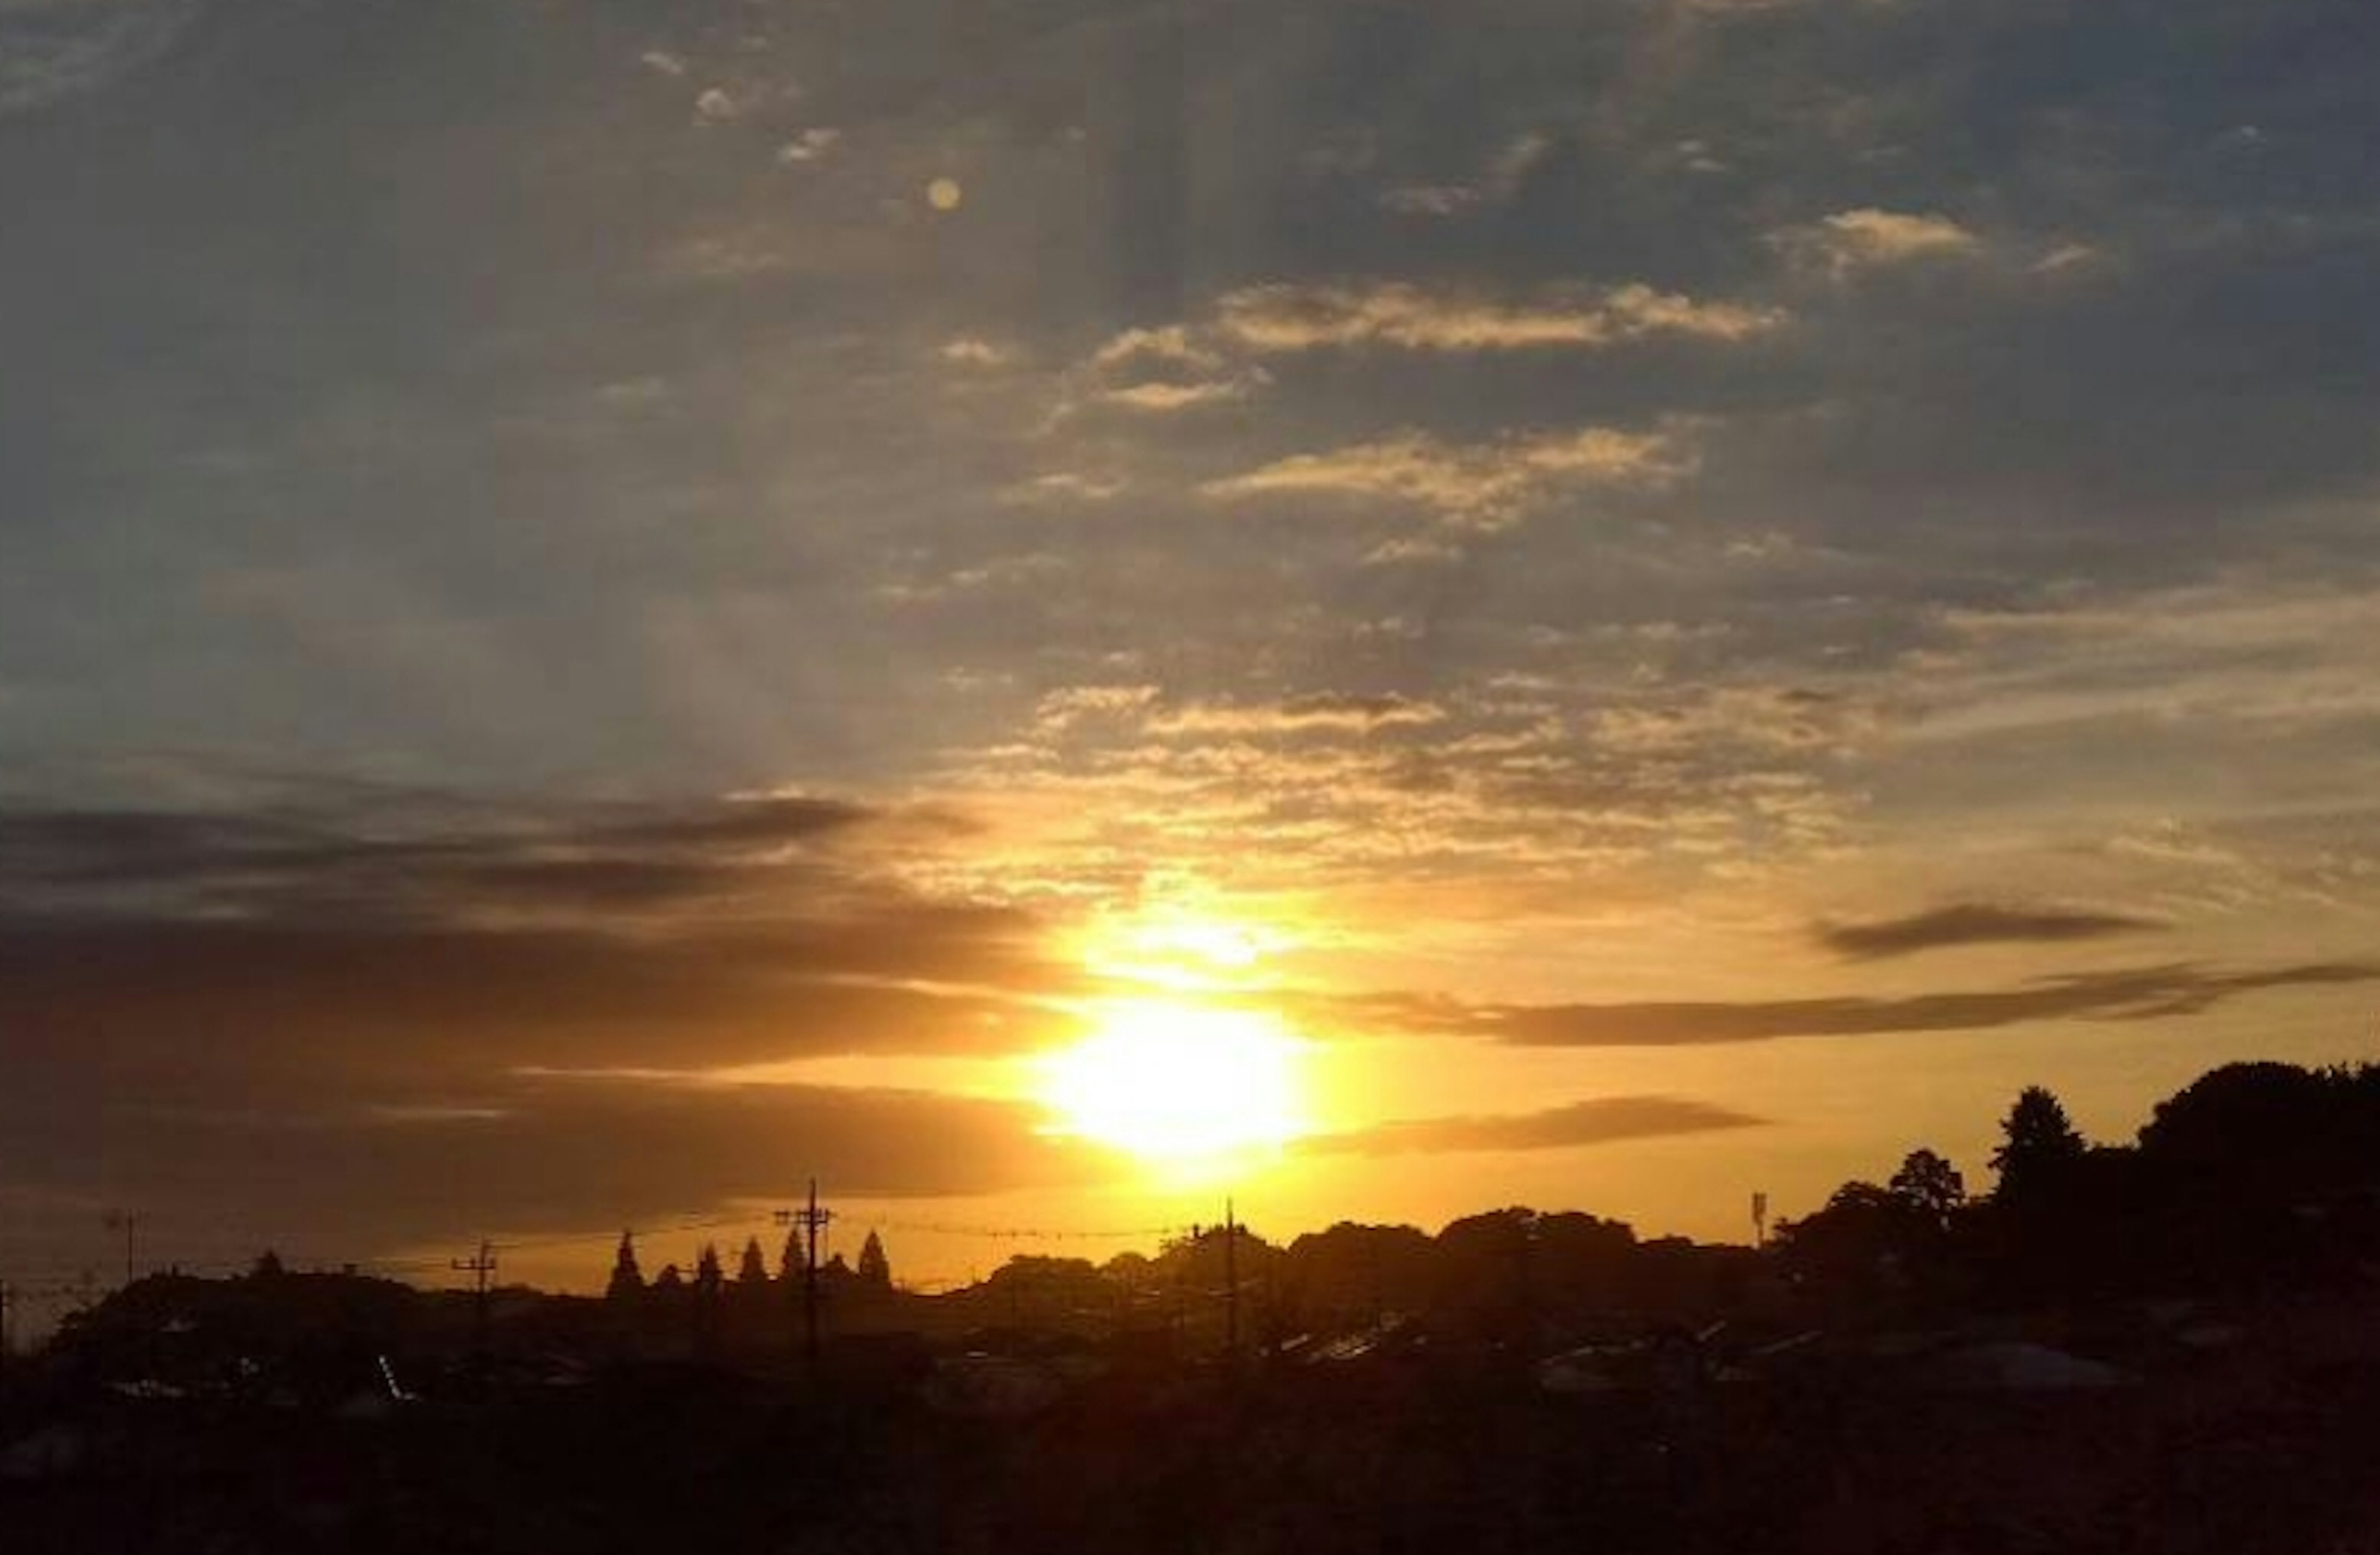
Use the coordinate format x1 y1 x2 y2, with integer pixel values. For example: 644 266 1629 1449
7 1292 2380 1555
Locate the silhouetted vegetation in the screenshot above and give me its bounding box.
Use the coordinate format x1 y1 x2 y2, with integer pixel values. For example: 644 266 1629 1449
9 1057 2380 1553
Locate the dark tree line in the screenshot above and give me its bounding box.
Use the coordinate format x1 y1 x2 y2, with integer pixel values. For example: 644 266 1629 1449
1774 1060 2380 1316
597 1227 897 1355
42 1059 2380 1390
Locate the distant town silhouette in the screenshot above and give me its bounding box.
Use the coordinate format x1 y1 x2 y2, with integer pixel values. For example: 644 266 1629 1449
9 1057 2380 1552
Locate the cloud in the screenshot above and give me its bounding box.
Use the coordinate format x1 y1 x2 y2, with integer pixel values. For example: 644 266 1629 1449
1302 1096 1767 1157
1100 378 1260 413
0 786 1123 1261
0 1073 1115 1254
1314 963 2380 1048
1770 209 1983 278
1203 425 1691 529
1069 325 1267 415
775 126 842 165
0 790 1118 1257
1817 902 2167 961
0 0 206 115
1147 693 1447 737
2031 242 2105 276
1031 684 1161 732
940 336 1011 368
1369 128 1557 216
0 910 1085 1088
693 86 744 125
1091 327 1224 375
0 791 885 910
0 788 1088 1096
999 470 1126 504
1212 281 1784 353
1378 185 1483 218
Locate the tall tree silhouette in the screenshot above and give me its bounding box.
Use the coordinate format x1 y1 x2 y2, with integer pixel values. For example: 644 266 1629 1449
606 1232 645 1302
1990 1086 2086 1205
736 1236 769 1289
694 1243 725 1301
856 1230 892 1292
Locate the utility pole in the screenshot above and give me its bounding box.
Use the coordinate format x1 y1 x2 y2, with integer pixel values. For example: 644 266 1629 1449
451 1240 498 1359
1174 1227 1197 1352
776 1180 833 1369
1223 1199 1240 1363
103 1210 141 1287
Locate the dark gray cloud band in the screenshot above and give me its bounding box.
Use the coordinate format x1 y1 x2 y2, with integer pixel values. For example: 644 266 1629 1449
1301 1096 1767 1158
1305 961 2380 1049
0 1075 1117 1258
0 790 1084 1098
1816 902 2167 961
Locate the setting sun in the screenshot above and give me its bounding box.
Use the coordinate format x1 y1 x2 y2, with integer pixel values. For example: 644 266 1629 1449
1036 1002 1313 1167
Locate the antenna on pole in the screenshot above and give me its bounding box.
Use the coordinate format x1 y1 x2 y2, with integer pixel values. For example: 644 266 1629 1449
776 1179 834 1370
102 1210 141 1287
1223 1198 1240 1364
451 1240 498 1359
1751 1191 1770 1250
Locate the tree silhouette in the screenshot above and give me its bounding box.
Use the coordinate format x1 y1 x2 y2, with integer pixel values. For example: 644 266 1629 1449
606 1232 645 1302
1990 1086 2086 1204
856 1230 892 1292
651 1262 684 1293
694 1243 725 1301
2140 1060 2332 1191
250 1249 286 1280
736 1236 769 1289
2135 1061 2360 1292
1889 1148 1967 1230
779 1228 804 1282
1280 1222 1437 1327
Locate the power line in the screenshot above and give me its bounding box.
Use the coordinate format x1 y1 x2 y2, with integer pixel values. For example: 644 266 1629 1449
865 1218 1191 1241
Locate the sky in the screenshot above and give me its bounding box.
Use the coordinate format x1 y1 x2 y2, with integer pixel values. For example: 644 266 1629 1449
4 0 2379 1305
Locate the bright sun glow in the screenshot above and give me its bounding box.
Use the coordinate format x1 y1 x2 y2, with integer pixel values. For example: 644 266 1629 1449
1036 1001 1313 1168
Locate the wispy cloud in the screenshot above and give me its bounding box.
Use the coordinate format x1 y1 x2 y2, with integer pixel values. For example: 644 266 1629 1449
1372 129 1558 217
1316 963 2379 1048
1212 281 1784 353
940 336 1011 368
1204 425 1691 529
0 0 206 115
1147 693 1447 738
775 126 843 165
1817 902 2167 961
1065 325 1268 416
1770 208 1983 278
1302 1096 1767 1156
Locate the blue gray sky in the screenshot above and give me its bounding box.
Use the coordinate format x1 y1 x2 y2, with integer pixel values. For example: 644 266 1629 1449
5 0 2379 1295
